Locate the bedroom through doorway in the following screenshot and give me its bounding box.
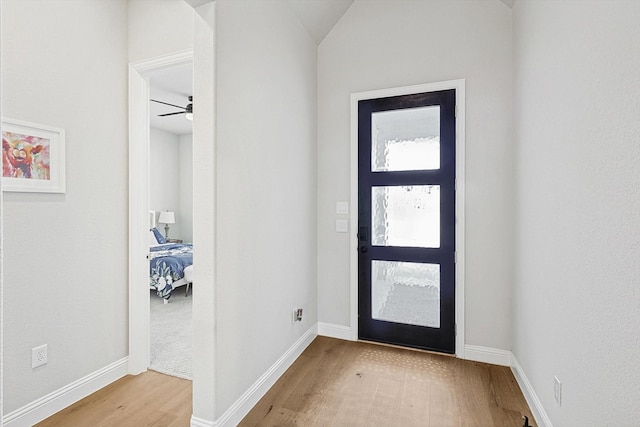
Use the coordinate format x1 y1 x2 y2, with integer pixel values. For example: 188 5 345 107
129 49 194 384
146 61 194 380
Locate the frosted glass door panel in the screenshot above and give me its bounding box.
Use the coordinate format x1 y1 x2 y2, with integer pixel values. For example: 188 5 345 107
372 185 440 248
371 106 440 172
372 260 440 328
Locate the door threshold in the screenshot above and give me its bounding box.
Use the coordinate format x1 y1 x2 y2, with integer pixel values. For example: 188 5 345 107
357 338 457 358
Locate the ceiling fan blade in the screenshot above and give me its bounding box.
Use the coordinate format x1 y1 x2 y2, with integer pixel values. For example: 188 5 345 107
150 99 185 109
158 111 185 117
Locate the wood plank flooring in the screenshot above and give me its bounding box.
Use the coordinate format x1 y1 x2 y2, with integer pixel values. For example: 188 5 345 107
36 337 535 427
240 337 535 427
35 370 192 427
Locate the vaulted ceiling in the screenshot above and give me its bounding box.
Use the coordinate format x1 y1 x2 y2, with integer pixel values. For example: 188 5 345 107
287 0 354 44
150 0 514 135
287 0 513 45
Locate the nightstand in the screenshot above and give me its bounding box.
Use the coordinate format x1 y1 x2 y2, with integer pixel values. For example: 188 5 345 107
166 239 183 243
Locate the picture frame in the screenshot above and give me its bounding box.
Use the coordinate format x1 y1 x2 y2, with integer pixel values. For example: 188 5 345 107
2 117 66 193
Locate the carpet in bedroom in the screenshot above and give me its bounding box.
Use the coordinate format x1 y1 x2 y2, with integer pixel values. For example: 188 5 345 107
150 287 192 380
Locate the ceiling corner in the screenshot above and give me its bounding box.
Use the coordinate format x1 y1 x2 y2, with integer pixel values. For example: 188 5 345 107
184 0 214 9
287 0 354 45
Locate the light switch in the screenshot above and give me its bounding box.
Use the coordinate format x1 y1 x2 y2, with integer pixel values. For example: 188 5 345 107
335 219 348 233
336 202 349 215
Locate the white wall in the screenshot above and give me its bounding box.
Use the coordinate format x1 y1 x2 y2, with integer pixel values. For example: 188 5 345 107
512 1 640 425
191 2 216 421
128 0 194 63
317 0 514 350
149 128 193 242
150 127 181 238
179 133 194 242
214 0 317 417
1 0 128 414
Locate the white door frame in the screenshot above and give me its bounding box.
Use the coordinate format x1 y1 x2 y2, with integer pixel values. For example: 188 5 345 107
128 49 194 375
349 79 466 358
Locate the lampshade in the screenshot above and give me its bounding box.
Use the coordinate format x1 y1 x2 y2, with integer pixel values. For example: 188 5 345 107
158 211 175 224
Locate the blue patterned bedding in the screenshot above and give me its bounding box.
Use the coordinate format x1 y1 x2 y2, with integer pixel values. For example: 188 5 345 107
149 243 193 300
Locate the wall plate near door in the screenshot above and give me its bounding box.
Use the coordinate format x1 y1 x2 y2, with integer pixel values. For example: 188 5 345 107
32 344 48 368
554 375 562 406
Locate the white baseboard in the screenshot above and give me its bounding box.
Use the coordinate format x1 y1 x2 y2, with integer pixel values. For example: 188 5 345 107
190 415 215 427
464 346 552 427
3 357 129 427
202 325 317 427
511 355 553 427
464 345 512 367
317 322 355 341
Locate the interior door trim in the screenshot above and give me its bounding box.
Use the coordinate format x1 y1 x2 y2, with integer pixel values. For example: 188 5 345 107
349 79 466 358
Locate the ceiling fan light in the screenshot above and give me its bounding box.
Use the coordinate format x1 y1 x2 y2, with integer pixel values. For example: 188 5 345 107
185 112 193 121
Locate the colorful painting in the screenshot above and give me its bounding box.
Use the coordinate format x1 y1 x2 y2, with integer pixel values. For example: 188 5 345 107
1 118 65 193
2 131 51 180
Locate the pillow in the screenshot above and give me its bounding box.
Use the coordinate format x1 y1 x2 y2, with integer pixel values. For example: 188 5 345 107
149 229 159 247
151 227 167 244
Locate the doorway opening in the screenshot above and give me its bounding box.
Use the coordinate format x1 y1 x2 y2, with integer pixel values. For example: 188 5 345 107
128 50 194 377
350 80 466 357
146 62 194 379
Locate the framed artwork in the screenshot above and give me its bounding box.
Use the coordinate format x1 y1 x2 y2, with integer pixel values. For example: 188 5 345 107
2 118 66 193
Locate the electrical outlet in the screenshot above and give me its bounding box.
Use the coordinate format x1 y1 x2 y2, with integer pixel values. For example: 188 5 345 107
293 308 303 322
554 376 562 406
32 344 48 369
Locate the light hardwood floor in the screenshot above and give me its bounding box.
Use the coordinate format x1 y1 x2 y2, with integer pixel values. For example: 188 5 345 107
240 337 535 427
37 337 535 427
35 370 192 427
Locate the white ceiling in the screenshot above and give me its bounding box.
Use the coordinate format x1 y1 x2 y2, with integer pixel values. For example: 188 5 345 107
184 0 214 8
148 63 193 135
287 0 354 44
285 0 514 44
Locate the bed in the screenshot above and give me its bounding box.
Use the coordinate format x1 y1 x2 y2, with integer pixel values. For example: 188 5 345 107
149 211 193 303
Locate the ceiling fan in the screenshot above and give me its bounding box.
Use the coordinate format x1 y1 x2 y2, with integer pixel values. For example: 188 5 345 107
150 96 193 121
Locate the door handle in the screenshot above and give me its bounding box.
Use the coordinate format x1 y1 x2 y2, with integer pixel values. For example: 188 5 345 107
360 246 368 253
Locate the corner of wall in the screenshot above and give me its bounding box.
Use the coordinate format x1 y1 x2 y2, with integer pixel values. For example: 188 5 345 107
510 354 553 427
212 326 317 427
